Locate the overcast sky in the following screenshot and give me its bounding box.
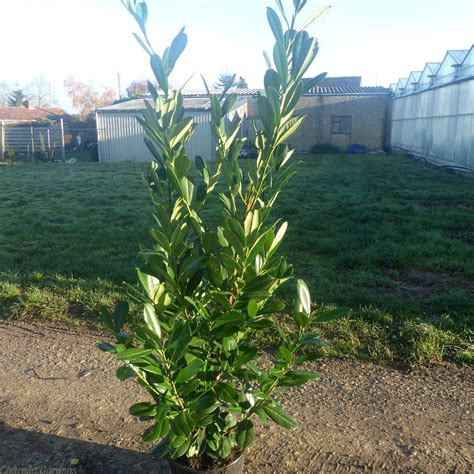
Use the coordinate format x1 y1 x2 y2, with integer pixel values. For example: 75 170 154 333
1 0 472 112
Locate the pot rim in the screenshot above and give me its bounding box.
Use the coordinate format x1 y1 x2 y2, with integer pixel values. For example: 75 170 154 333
167 450 245 473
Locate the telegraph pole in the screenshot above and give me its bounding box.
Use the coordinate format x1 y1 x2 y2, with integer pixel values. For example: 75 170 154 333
117 72 122 99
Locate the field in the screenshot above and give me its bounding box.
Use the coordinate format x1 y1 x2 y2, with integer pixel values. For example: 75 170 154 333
0 154 473 364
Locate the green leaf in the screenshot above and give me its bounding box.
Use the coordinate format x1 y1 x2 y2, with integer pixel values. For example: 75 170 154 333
236 420 255 450
267 7 284 43
279 370 320 387
297 279 311 315
236 346 258 366
301 6 332 31
97 341 116 353
175 358 204 383
295 352 325 364
267 221 288 257
195 155 206 174
116 366 135 381
150 54 169 93
273 42 288 87
247 299 258 318
142 421 168 442
151 437 170 459
315 307 351 322
167 320 192 363
135 1 148 23
215 382 239 403
174 151 192 178
117 347 154 361
166 27 188 72
257 94 276 134
301 335 329 347
190 394 219 414
263 404 297 429
143 304 161 338
302 72 327 93
275 0 289 26
276 116 305 145
99 309 114 333
294 311 310 329
113 301 129 332
129 402 156 418
264 69 281 97
180 177 194 205
170 117 195 149
213 311 246 329
150 229 170 253
263 50 272 69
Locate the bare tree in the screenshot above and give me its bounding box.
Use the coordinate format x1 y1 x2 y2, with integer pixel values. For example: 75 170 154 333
0 82 11 107
27 75 52 107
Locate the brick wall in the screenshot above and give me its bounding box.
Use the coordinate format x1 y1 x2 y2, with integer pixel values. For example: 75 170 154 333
287 94 390 152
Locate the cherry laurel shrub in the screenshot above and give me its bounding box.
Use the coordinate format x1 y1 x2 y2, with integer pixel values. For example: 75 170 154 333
98 0 347 465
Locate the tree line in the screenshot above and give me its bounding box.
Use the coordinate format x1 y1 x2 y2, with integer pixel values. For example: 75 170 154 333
0 71 248 120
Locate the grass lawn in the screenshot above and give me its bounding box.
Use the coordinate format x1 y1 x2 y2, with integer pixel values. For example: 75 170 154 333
0 154 473 364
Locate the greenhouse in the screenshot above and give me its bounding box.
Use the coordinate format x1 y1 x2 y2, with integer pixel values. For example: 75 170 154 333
391 45 474 171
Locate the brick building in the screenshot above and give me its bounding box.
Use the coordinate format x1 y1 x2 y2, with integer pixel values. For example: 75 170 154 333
225 77 391 152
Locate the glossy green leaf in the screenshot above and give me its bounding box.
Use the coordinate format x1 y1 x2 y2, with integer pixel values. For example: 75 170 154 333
129 402 156 417
175 358 204 383
142 420 168 442
263 404 297 429
113 301 129 332
267 7 284 43
247 299 258 318
116 366 135 381
296 279 311 315
279 370 320 387
144 303 161 338
236 420 255 450
150 54 169 93
166 27 188 71
117 347 155 361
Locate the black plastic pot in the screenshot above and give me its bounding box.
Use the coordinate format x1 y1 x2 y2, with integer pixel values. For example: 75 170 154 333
167 452 245 474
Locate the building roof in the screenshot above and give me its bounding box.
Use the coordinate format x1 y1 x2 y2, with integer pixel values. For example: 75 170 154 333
0 106 69 122
393 45 473 97
304 76 362 88
304 85 390 95
184 85 390 97
99 78 390 113
99 96 248 112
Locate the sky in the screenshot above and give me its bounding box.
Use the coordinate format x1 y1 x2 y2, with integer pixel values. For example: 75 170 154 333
1 0 473 113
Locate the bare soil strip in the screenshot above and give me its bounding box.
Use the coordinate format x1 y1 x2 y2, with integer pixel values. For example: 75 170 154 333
0 321 472 473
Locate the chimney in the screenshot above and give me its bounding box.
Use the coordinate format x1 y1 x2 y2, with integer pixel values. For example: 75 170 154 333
22 100 34 109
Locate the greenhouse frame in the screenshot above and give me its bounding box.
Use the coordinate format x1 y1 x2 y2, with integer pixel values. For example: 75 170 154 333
390 45 474 171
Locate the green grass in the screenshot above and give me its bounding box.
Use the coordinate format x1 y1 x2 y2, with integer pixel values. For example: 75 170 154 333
0 154 473 365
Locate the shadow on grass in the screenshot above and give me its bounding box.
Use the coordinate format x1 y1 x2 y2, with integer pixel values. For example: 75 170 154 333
0 422 167 473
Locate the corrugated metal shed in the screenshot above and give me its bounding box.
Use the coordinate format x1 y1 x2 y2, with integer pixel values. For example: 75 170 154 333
97 98 209 163
96 96 247 163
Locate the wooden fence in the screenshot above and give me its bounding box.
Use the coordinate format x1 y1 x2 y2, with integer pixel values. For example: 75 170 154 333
0 120 66 161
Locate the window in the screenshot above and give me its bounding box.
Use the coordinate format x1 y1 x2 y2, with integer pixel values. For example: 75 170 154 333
331 115 352 134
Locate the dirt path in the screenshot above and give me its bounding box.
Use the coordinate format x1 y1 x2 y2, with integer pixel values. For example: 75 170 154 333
0 321 472 473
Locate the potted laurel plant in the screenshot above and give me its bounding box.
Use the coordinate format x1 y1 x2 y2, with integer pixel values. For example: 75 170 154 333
98 0 346 472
